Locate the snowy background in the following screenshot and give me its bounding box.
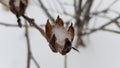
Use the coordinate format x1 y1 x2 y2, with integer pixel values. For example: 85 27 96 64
0 0 120 68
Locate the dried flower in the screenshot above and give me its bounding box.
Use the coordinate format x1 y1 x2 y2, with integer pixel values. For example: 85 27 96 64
9 0 28 27
45 16 78 55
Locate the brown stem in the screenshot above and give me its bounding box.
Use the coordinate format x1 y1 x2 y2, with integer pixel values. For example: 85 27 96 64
23 15 46 39
38 0 54 22
25 21 40 68
25 21 31 68
64 55 67 68
31 55 40 68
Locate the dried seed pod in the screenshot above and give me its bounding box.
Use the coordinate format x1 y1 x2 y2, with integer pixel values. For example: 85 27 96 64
45 16 78 55
9 0 28 27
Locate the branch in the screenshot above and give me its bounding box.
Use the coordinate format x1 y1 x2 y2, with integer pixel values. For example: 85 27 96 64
74 0 77 14
82 15 120 35
101 28 120 34
82 28 120 36
64 55 67 68
57 0 73 17
0 22 19 27
38 0 54 22
25 21 31 68
31 55 40 68
23 15 46 39
25 21 40 68
106 0 119 10
0 22 45 28
100 15 120 29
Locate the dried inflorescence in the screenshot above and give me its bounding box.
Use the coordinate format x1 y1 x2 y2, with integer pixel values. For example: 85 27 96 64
45 16 79 55
9 0 28 27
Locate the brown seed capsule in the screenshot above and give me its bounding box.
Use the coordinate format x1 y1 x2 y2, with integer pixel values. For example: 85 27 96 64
9 0 28 27
45 16 77 55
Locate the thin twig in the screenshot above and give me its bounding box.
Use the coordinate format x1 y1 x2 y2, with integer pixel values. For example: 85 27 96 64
106 0 119 10
64 55 67 68
100 15 120 29
0 22 45 27
0 22 19 27
57 0 72 16
38 0 54 22
23 15 46 39
25 21 31 68
25 21 40 68
31 55 40 68
82 15 120 35
101 28 120 34
74 0 77 14
92 0 103 28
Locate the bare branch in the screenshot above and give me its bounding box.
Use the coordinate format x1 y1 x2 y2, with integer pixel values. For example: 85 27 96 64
0 22 19 27
101 28 120 34
82 15 120 36
57 0 72 16
31 55 40 68
23 15 46 39
64 55 67 68
0 22 45 28
25 21 31 68
106 0 119 10
74 0 77 14
38 0 54 22
25 21 40 68
100 15 120 29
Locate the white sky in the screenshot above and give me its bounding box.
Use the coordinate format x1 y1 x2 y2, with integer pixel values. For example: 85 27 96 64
0 0 120 68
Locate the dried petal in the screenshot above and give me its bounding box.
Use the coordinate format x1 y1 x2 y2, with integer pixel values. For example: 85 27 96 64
45 19 52 41
68 23 74 41
60 38 71 55
49 34 57 52
55 16 64 27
